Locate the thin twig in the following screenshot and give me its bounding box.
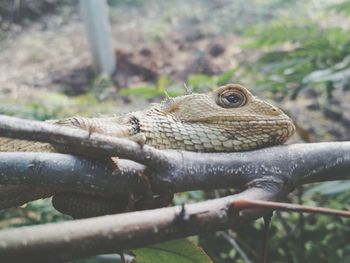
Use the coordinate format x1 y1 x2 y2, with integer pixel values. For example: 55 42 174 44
0 189 350 261
261 213 272 263
0 188 278 262
0 115 349 261
297 187 305 263
220 231 251 263
274 211 295 263
233 199 350 218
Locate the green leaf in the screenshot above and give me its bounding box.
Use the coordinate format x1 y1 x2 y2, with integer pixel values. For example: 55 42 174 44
217 69 236 86
132 239 213 263
305 181 350 196
188 74 217 92
244 19 319 47
156 76 171 93
328 1 350 16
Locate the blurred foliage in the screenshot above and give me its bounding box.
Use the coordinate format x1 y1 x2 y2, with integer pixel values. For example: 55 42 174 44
108 0 298 43
118 69 236 99
1 0 350 262
243 1 350 98
108 0 145 8
0 92 120 121
306 181 350 196
188 69 236 92
119 85 167 99
199 190 350 263
0 199 70 230
90 75 116 100
118 76 179 99
328 0 350 16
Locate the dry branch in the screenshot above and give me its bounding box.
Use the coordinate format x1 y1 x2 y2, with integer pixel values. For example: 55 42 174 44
0 190 349 262
0 188 278 262
0 143 349 198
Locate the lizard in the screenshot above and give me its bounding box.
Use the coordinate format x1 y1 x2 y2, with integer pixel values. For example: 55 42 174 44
0 84 296 218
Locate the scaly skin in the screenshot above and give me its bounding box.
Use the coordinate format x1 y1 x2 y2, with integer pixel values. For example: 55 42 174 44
0 84 295 217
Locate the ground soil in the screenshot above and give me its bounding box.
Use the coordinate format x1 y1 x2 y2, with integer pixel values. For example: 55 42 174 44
0 0 349 143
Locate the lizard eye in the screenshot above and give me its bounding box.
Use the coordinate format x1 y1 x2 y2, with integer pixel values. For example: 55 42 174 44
216 89 247 108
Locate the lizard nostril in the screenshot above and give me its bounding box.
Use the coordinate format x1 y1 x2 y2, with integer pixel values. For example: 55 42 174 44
270 107 282 116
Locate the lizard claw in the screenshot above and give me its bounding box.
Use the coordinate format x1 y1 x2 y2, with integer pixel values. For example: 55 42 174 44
88 124 97 137
128 133 147 148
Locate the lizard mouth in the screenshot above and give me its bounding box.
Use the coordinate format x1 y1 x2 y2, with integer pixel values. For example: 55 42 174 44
242 118 295 126
213 118 296 140
211 118 294 125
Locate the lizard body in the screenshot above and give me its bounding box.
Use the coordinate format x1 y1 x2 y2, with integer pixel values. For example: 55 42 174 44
0 84 295 153
0 84 295 217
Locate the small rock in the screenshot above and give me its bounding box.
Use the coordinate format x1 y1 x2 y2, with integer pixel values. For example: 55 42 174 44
323 106 343 121
306 102 320 111
139 48 152 57
209 43 225 57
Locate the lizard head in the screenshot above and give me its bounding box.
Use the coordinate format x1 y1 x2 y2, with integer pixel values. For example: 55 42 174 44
159 83 295 147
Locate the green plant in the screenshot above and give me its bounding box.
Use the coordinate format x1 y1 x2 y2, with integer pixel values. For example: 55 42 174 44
244 14 350 98
188 69 236 93
132 239 213 263
328 0 350 16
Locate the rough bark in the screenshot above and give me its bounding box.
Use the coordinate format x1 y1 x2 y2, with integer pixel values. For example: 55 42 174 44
0 115 349 261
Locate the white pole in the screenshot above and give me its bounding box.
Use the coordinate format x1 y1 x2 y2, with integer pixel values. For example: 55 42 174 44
80 0 116 76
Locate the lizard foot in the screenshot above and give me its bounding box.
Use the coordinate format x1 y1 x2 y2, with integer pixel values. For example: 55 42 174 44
128 133 147 148
87 123 98 137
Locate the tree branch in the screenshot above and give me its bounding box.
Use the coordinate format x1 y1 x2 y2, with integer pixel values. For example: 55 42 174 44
0 115 349 261
0 188 278 262
0 115 349 191
1 188 349 262
0 153 146 209
0 142 349 208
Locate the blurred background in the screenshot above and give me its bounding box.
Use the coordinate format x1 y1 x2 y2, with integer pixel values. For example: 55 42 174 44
0 0 349 262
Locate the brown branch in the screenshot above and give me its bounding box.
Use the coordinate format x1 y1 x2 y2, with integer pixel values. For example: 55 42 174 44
0 115 349 261
0 115 349 191
233 200 350 218
0 188 278 262
0 141 349 209
1 188 349 262
0 153 146 209
219 231 251 263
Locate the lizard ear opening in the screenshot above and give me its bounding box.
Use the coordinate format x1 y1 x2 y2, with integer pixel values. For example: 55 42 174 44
216 87 247 108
